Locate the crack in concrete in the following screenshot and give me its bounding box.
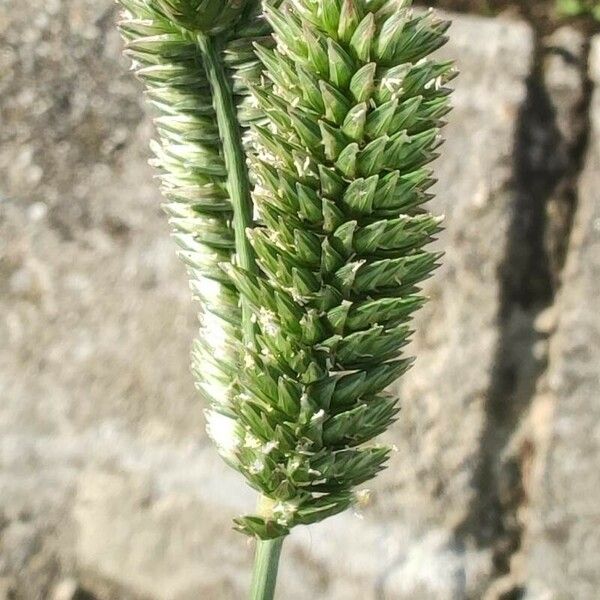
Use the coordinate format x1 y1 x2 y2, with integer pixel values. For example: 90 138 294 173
451 20 595 600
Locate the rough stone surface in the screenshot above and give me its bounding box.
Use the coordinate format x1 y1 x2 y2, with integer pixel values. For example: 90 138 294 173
378 13 534 598
524 37 600 600
1 3 599 600
543 26 588 283
544 27 588 149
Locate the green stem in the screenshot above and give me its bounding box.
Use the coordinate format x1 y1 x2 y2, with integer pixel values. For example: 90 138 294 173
198 33 281 599
250 537 285 600
197 31 282 600
196 32 256 344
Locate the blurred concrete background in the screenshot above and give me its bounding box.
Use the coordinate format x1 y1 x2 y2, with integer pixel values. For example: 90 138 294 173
1 1 599 599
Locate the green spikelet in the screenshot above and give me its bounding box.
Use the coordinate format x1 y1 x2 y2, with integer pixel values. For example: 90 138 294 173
225 0 456 539
118 1 273 445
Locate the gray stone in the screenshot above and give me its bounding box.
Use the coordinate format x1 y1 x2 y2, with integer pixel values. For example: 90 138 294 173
523 36 600 600
375 13 534 597
51 579 79 600
544 27 587 148
74 470 248 599
0 1 206 595
0 578 16 600
543 26 589 283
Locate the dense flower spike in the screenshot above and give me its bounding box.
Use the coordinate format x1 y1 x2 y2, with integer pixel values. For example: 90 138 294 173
118 1 273 435
226 0 455 539
119 0 454 543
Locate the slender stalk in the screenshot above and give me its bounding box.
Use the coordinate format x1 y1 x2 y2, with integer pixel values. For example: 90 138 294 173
198 32 283 599
250 537 285 600
196 32 256 344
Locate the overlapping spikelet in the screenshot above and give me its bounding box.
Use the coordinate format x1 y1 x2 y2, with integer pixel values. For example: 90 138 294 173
118 0 271 420
224 0 456 539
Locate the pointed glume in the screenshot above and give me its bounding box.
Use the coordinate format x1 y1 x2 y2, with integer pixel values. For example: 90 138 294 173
226 0 455 539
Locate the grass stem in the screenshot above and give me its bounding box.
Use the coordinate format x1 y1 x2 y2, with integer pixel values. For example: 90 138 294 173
196 32 256 345
250 537 285 600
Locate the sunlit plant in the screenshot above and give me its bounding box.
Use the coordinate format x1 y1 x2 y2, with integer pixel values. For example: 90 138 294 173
556 0 600 20
118 1 454 597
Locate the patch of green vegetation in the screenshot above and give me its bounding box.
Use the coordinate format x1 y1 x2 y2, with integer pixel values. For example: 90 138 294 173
556 0 600 20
